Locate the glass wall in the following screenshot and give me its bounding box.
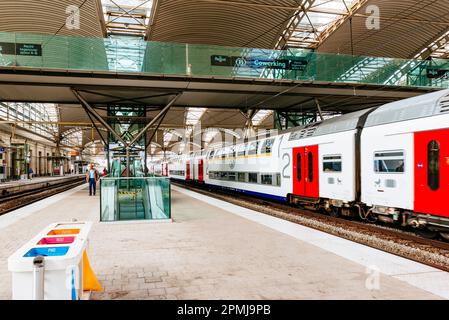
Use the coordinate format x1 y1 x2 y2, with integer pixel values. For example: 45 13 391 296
0 102 58 137
100 177 171 222
0 32 448 89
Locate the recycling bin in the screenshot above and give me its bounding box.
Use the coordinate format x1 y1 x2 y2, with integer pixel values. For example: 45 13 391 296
7 221 100 300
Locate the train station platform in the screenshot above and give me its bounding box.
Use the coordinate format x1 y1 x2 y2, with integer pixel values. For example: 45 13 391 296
0 175 84 190
0 184 448 300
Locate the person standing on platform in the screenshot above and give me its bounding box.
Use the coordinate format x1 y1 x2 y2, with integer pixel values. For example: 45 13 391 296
28 167 34 180
102 168 108 177
86 164 99 196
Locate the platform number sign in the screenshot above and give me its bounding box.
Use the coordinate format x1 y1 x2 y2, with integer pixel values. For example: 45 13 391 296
282 153 291 179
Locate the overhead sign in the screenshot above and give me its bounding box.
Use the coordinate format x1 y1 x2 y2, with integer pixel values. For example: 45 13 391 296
0 42 15 55
426 68 449 79
0 42 42 56
211 55 309 71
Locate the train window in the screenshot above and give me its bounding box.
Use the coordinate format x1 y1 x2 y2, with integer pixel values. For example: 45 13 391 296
228 172 236 181
230 147 236 158
428 140 440 191
323 155 342 172
238 172 246 182
248 173 258 183
169 170 185 176
248 142 258 155
276 173 281 186
237 145 246 157
297 153 302 181
308 152 313 182
374 150 404 173
261 139 275 154
261 174 273 185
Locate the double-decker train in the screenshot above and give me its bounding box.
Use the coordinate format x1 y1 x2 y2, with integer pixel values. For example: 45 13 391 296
162 89 449 239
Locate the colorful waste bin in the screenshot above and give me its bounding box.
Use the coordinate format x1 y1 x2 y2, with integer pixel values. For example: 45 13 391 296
8 221 102 300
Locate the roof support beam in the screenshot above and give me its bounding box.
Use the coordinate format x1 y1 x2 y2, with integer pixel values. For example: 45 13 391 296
145 0 160 40
414 30 449 60
274 0 316 50
84 106 109 147
316 0 368 47
106 0 151 28
72 89 127 146
129 93 181 147
145 108 170 151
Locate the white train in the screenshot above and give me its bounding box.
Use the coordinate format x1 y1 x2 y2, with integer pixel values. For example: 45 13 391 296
166 89 449 239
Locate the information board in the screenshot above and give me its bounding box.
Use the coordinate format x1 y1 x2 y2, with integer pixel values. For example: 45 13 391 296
0 42 42 56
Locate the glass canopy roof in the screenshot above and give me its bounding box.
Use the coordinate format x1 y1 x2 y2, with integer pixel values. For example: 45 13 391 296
101 0 154 37
0 103 59 138
287 0 358 49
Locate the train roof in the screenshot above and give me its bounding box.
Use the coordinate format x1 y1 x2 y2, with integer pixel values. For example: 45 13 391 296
365 89 449 127
286 108 371 141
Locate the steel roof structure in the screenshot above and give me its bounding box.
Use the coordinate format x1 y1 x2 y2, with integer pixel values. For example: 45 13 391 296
0 0 447 155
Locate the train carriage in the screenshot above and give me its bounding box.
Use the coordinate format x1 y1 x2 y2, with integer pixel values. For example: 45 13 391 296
165 89 449 237
361 89 449 235
282 109 370 213
204 137 286 201
167 156 187 180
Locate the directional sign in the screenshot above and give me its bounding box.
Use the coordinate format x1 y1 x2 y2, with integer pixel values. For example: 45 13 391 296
16 43 42 56
0 42 42 56
211 55 231 66
0 42 15 55
211 55 309 71
427 68 449 79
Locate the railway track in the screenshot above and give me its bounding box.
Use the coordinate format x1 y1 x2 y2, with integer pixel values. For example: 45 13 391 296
173 181 449 273
0 177 86 215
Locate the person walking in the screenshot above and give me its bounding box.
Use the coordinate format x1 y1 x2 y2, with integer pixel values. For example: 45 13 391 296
86 164 99 196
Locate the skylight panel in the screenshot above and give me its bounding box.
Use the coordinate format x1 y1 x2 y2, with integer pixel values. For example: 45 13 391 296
252 110 273 126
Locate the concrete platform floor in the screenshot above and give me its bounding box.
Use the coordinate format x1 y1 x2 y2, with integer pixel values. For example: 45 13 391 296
0 184 447 300
0 174 84 189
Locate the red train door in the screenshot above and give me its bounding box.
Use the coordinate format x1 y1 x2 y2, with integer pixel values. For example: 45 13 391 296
293 145 319 198
186 161 191 180
293 147 305 196
198 159 204 181
414 129 449 217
